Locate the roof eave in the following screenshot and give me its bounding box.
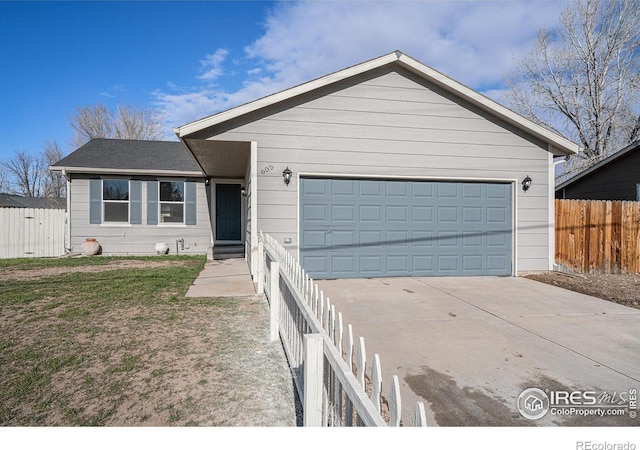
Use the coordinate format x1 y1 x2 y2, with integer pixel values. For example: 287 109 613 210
175 52 400 139
50 166 205 177
394 54 580 156
175 50 580 156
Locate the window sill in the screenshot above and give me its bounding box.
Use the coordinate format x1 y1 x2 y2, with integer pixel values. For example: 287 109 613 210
157 223 188 227
100 223 133 227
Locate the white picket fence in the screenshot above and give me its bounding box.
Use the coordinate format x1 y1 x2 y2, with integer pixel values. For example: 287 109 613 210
258 231 427 427
0 207 66 259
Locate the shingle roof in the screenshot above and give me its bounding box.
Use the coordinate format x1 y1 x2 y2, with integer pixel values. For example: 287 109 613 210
555 140 640 190
0 193 66 209
51 138 203 175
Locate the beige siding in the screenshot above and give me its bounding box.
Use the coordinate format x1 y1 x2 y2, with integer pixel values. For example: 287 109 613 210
203 67 553 272
69 177 211 256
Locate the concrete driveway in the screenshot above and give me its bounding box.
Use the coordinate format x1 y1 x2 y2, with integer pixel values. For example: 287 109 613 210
316 276 640 426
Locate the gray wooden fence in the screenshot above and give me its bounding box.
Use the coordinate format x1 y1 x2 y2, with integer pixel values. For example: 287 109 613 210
0 207 66 259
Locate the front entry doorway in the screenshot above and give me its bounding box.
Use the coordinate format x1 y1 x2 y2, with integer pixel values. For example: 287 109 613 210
216 184 242 241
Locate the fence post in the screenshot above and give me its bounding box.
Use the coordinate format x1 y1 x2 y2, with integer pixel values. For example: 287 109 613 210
269 260 280 342
357 337 366 388
304 334 324 427
413 402 427 426
389 375 401 426
257 238 264 294
371 354 382 414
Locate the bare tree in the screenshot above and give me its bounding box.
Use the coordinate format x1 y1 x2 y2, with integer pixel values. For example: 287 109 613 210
4 150 44 197
507 0 640 178
41 140 66 198
70 103 165 147
0 166 8 193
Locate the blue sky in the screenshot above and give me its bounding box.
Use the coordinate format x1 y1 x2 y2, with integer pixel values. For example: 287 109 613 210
0 0 569 162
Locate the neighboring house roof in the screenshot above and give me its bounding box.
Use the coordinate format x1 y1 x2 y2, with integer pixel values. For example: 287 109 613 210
50 138 204 177
174 50 580 156
555 140 640 191
0 193 66 209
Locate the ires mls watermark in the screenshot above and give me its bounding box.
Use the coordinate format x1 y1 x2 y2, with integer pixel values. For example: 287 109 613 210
516 387 637 420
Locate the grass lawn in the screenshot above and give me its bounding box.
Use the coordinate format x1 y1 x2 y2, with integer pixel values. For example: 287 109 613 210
0 256 296 426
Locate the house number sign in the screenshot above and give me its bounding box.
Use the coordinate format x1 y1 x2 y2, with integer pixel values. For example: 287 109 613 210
260 164 275 175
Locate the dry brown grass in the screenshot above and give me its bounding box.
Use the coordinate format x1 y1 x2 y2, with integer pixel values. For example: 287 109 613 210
0 256 297 426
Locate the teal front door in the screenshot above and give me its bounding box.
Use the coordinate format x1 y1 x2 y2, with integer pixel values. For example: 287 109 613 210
216 184 241 240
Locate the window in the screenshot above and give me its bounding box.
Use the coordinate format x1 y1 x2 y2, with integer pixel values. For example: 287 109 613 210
103 179 129 222
159 181 184 223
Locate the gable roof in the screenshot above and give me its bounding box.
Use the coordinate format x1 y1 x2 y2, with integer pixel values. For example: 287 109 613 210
174 50 580 156
555 140 640 191
51 138 203 176
0 193 66 209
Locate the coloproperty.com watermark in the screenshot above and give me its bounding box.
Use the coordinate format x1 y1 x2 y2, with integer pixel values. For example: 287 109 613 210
516 387 637 421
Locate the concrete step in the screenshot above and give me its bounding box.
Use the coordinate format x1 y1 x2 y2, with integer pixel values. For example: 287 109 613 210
213 244 245 260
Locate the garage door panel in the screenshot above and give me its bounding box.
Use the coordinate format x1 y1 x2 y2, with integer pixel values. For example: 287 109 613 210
387 255 409 273
463 207 483 222
331 204 354 222
332 179 356 196
332 230 355 248
359 255 383 274
300 178 512 278
387 230 409 248
438 206 458 222
413 255 434 272
302 255 329 277
462 183 483 198
359 205 382 222
303 230 327 248
387 205 409 222
360 180 382 196
413 205 434 223
359 230 382 246
332 255 356 273
462 231 483 247
413 230 434 247
463 255 483 271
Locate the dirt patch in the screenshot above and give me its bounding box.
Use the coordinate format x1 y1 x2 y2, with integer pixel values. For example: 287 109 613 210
0 258 297 426
525 272 640 309
0 259 192 281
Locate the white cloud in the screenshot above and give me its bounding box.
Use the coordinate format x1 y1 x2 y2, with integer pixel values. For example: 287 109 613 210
198 48 230 82
154 1 568 129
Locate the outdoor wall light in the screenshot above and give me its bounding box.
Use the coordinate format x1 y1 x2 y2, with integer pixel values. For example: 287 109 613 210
522 175 532 192
282 166 293 186
240 186 247 197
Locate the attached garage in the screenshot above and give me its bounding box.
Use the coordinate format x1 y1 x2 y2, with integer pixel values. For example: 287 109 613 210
174 51 581 279
300 177 513 279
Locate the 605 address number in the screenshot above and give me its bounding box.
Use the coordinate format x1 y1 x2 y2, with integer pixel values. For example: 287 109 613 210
260 164 275 175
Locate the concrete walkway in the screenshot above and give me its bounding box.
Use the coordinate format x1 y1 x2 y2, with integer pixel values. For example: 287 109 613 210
186 258 256 298
317 276 640 426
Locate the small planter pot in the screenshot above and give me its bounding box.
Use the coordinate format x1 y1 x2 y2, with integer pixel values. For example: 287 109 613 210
82 238 101 256
155 243 170 255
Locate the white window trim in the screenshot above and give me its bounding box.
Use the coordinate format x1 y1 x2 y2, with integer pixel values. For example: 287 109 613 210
102 179 130 224
158 180 186 225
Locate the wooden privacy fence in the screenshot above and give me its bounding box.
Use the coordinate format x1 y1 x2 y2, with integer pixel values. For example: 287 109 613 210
258 231 427 427
555 199 640 273
0 207 66 259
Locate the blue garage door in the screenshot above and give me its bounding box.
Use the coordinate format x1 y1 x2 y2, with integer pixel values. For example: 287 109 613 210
300 178 512 279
